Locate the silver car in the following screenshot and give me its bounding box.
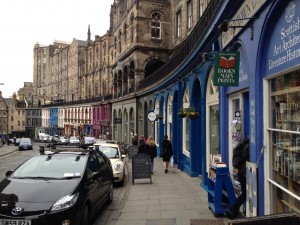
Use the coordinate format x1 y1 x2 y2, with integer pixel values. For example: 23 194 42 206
58 136 69 145
69 136 80 145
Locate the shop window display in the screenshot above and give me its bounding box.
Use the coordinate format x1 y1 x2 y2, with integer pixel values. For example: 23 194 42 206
270 70 300 214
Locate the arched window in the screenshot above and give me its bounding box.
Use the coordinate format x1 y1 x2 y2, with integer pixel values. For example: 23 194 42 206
103 42 106 56
130 14 134 43
206 68 220 170
119 30 122 53
123 23 127 44
151 12 161 39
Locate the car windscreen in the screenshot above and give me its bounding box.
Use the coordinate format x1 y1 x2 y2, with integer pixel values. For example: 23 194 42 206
98 146 119 158
11 154 87 179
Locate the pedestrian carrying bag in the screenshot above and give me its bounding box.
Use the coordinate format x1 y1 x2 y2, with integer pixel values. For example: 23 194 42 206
232 138 249 169
170 156 174 167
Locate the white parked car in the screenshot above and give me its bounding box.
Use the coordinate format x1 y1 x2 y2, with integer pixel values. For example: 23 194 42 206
58 136 69 145
94 143 126 186
94 139 118 145
80 136 96 148
69 136 80 145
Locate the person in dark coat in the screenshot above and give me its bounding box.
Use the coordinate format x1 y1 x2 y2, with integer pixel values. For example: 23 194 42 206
161 135 173 173
144 136 157 174
132 134 138 145
137 139 146 154
225 138 249 219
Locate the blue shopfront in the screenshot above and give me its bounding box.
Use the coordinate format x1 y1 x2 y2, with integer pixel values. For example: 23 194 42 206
258 0 300 215
154 61 213 178
216 0 268 217
49 107 58 136
216 0 300 217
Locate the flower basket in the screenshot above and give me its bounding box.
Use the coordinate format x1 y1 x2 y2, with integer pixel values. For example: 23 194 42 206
157 114 163 120
178 108 187 118
178 112 187 118
188 112 199 120
186 107 199 120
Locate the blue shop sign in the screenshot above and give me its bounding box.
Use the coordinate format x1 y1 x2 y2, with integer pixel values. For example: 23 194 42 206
227 47 250 93
265 1 300 76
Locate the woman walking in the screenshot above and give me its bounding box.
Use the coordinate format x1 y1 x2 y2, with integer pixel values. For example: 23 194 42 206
144 136 157 174
161 135 173 173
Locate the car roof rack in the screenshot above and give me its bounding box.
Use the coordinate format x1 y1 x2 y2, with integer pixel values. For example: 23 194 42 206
39 144 91 155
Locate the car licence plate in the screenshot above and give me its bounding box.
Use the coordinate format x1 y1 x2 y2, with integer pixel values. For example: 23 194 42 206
0 219 31 225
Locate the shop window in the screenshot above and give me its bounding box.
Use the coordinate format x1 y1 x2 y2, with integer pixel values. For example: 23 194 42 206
155 100 160 144
206 68 220 168
167 95 173 140
182 86 190 156
268 70 300 214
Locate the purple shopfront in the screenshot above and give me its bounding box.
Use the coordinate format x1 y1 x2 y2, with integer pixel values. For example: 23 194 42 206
92 104 111 138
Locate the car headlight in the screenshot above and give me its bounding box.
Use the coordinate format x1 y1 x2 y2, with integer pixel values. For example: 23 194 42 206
51 193 79 211
114 163 123 172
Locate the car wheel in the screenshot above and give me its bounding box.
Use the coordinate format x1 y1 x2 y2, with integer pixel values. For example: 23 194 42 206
80 204 89 225
107 182 114 204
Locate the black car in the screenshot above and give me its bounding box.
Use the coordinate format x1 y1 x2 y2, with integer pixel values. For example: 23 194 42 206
18 138 33 151
0 146 114 225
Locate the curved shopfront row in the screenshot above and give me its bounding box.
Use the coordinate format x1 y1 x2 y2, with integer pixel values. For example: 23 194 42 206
153 0 300 217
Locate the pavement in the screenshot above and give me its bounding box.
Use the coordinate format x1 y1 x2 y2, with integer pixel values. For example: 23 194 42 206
108 158 230 225
0 144 231 225
0 144 18 156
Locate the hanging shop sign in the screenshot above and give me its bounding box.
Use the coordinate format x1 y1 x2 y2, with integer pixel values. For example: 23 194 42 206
214 51 240 86
147 109 157 122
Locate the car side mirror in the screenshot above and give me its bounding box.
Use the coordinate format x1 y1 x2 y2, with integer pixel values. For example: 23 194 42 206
6 170 13 177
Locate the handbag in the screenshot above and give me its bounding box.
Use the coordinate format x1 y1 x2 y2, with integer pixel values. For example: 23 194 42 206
170 156 174 167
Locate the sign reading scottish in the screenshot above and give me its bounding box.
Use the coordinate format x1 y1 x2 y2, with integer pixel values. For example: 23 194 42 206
214 51 240 86
265 1 300 76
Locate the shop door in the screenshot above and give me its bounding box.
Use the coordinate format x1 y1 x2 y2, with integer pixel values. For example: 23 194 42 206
228 91 250 170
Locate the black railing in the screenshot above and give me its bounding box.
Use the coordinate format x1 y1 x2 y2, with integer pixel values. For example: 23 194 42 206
43 94 113 107
138 0 221 90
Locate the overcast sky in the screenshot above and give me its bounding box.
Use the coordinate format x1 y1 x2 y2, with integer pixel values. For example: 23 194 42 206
0 0 112 98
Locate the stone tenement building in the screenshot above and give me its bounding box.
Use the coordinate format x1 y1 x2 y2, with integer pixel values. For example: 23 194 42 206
33 0 207 104
0 91 8 136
